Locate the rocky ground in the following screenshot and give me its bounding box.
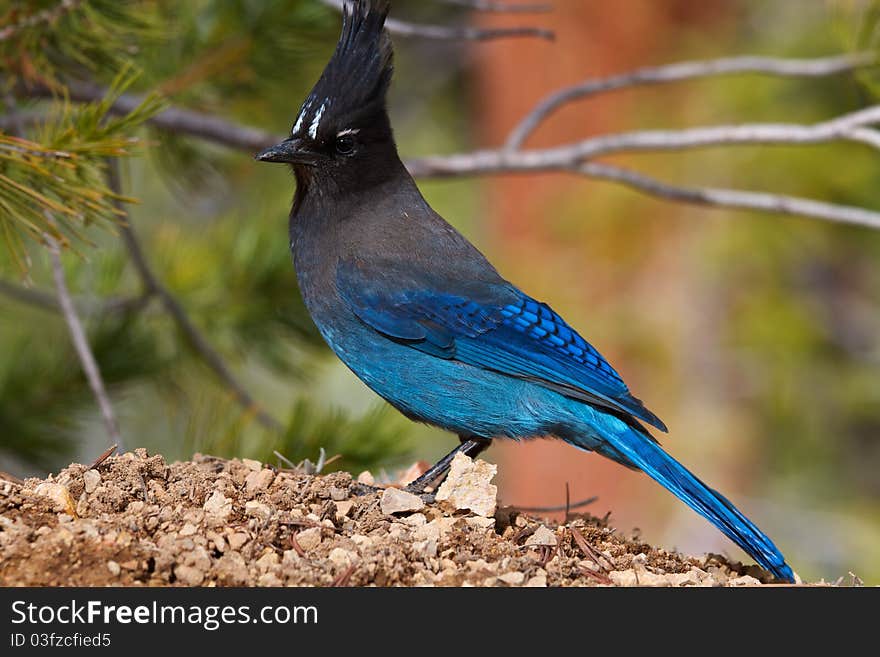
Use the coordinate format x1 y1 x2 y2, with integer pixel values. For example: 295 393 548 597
0 449 792 587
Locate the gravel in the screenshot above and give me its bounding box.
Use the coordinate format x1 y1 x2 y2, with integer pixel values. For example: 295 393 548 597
0 450 785 587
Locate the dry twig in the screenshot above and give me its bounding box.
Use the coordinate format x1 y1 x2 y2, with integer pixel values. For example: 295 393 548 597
578 562 613 585
408 105 880 177
86 443 119 471
331 562 357 587
0 471 24 485
569 526 611 573
46 233 122 447
506 493 598 514
289 533 307 558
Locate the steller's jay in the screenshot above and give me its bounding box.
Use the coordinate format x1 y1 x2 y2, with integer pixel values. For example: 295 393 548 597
257 0 794 582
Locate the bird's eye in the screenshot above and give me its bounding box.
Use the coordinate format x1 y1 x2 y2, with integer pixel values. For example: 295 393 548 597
335 135 356 156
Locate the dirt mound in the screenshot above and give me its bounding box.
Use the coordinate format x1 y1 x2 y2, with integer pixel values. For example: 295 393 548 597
0 449 779 587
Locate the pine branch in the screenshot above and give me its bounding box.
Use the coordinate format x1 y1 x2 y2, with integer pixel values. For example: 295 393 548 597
0 0 160 85
0 71 165 265
0 0 85 43
21 80 275 152
0 109 45 133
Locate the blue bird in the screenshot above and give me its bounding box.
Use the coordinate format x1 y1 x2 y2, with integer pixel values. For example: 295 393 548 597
256 0 794 582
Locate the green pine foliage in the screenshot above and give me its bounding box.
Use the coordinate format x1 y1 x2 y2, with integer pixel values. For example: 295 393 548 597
0 0 422 474
269 400 414 475
0 71 164 267
0 0 161 86
128 391 415 478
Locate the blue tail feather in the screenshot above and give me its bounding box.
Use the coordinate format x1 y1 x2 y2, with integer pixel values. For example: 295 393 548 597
572 423 794 582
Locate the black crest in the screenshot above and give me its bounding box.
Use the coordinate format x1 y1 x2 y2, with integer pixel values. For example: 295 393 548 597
291 0 393 142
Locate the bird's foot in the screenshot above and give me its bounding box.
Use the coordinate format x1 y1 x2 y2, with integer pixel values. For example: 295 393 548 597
349 482 384 497
401 481 436 503
349 481 434 504
402 436 492 495
351 436 491 500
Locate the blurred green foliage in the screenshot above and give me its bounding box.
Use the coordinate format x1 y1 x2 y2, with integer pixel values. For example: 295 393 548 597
696 1 880 507
0 0 461 475
0 0 160 85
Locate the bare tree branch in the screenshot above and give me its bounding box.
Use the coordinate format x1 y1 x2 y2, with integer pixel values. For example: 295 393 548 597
45 232 122 447
20 80 279 152
407 105 880 176
0 279 148 315
319 0 553 41
383 18 553 41
13 52 880 233
0 108 45 133
1 88 28 137
22 79 880 175
441 0 552 13
105 161 284 433
0 280 58 312
575 162 880 231
507 52 878 148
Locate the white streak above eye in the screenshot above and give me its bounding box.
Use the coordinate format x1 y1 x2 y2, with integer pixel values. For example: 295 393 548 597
309 100 329 140
336 128 360 137
292 98 312 137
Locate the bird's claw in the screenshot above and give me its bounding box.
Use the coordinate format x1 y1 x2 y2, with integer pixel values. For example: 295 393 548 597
350 481 435 505
403 484 436 504
350 482 384 497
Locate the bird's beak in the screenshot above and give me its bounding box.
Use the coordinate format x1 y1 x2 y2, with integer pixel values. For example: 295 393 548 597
255 137 320 166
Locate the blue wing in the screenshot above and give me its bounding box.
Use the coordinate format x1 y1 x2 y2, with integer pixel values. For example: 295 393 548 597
337 259 667 432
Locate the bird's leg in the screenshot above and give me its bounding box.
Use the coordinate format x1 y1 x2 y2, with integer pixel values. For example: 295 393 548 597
403 436 492 496
349 436 492 499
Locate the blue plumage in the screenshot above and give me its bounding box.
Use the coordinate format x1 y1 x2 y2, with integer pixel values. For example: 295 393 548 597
336 259 792 580
256 0 795 582
338 259 667 432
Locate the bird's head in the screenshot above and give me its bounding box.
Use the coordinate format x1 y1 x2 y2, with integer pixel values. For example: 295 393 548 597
256 0 398 188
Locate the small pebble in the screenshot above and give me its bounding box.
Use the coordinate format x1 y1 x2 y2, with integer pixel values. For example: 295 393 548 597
380 488 425 515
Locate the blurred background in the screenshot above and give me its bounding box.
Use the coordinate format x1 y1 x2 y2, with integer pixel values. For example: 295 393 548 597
1 0 878 584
